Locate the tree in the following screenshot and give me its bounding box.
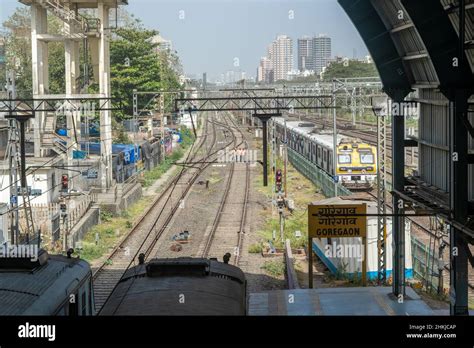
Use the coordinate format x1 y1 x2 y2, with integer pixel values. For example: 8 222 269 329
2 7 182 123
3 7 67 97
109 21 181 119
322 60 379 81
3 7 33 98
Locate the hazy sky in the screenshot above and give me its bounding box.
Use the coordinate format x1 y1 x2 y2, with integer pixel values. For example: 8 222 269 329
0 0 368 80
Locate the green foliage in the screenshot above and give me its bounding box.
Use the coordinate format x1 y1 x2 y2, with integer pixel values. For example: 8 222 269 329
80 198 150 262
2 8 181 118
249 243 263 254
3 7 33 98
109 25 182 119
2 8 69 97
261 260 285 277
100 209 113 222
322 60 379 81
113 123 133 144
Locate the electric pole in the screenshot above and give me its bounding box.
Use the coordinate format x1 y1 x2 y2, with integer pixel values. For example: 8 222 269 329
6 70 19 245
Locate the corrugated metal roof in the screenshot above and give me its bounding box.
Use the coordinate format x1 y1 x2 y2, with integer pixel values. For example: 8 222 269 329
0 255 90 315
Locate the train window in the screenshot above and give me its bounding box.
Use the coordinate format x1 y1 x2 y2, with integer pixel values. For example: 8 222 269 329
318 147 321 159
338 154 351 164
323 150 327 162
359 151 374 164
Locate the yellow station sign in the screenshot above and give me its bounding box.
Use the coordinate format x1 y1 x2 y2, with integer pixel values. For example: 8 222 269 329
308 204 367 238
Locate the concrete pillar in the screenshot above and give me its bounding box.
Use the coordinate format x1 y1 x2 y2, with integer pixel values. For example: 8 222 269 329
98 3 113 191
31 4 48 157
64 4 82 190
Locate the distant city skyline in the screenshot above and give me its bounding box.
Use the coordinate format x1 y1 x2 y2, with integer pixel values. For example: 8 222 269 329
0 0 369 81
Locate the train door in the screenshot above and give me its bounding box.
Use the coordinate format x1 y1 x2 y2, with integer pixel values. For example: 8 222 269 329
305 139 310 159
328 150 333 175
323 148 328 172
317 146 322 167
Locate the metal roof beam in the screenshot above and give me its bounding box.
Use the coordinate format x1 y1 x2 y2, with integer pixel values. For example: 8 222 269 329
402 52 429 60
402 0 474 95
390 23 414 34
444 2 474 14
338 0 412 101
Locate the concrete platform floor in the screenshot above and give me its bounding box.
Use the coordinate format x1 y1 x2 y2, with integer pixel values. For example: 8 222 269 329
248 286 435 315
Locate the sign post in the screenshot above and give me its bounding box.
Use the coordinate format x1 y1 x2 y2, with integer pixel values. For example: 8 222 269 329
308 203 368 286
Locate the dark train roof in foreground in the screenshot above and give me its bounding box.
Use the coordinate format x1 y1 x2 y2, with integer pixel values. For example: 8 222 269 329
0 253 91 315
100 258 246 316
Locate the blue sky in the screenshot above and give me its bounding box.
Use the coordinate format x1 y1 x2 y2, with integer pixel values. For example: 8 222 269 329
0 0 368 80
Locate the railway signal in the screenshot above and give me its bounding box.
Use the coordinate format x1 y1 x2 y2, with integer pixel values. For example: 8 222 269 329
61 174 69 192
275 168 283 193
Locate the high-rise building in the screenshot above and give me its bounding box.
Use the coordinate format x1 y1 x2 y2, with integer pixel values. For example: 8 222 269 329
312 34 332 74
270 35 293 81
257 34 295 83
257 57 273 83
297 36 313 71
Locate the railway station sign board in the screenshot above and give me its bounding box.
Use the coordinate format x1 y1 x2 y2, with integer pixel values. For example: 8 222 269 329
308 204 367 238
307 203 368 288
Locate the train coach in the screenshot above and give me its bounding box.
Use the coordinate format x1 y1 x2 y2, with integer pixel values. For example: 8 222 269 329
272 117 377 190
99 257 247 315
0 249 94 315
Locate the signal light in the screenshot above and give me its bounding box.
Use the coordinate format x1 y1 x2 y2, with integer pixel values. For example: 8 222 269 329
275 169 282 192
61 174 69 191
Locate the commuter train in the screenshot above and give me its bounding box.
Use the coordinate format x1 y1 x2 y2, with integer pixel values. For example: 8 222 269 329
100 257 247 315
272 117 377 190
0 248 95 315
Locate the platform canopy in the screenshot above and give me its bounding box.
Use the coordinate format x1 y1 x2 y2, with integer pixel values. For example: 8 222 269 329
338 0 474 100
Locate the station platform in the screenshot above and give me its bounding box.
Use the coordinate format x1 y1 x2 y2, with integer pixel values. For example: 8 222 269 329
248 286 435 315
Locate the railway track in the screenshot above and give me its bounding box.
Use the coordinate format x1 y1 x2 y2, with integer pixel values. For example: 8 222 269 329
92 113 242 312
201 112 250 267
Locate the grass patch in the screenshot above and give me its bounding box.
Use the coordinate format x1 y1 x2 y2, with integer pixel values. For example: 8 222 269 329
261 260 285 277
254 148 324 250
248 243 262 254
78 198 150 262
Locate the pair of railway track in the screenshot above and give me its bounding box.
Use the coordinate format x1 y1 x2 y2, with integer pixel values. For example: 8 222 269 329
200 113 250 267
92 112 250 313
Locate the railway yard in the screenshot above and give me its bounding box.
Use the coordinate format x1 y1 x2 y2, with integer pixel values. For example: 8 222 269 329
1 5 474 348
